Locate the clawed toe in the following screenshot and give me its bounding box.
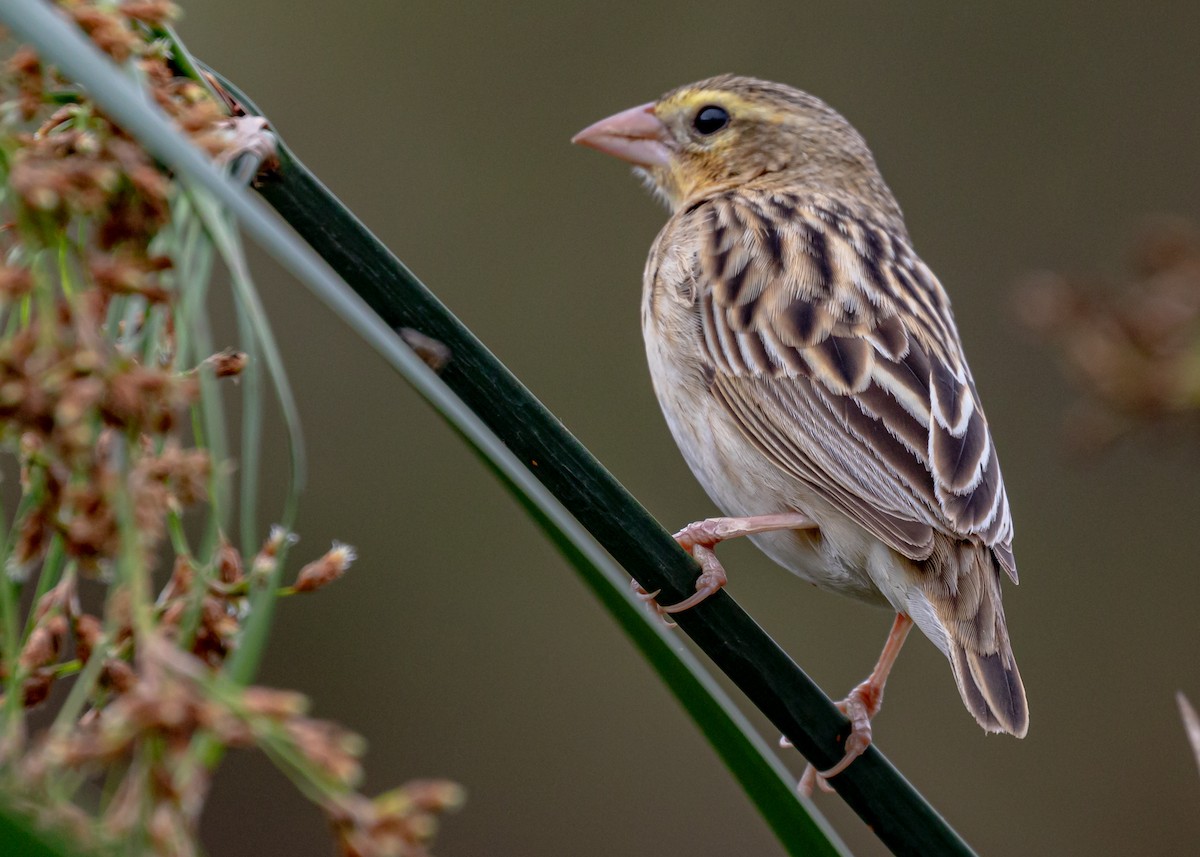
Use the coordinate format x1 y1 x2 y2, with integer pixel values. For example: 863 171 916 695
796 714 872 795
630 578 677 627
660 545 726 613
638 541 729 616
798 764 838 797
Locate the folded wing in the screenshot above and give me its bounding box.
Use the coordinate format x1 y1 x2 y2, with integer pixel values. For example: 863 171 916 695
681 190 1017 580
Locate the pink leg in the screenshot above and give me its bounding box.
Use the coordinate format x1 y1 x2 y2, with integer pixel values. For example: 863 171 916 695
798 613 914 796
656 512 816 614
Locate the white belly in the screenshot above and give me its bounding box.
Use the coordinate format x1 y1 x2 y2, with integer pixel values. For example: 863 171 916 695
642 299 889 607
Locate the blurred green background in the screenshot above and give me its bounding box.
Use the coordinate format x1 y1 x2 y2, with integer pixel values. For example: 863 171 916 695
180 2 1200 855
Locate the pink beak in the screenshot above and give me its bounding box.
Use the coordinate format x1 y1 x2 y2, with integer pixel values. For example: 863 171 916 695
571 101 672 168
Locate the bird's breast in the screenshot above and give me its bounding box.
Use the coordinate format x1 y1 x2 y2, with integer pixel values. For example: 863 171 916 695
640 266 886 605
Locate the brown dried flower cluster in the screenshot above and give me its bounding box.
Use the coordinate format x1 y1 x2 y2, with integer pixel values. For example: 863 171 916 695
0 4 458 856
1014 215 1200 453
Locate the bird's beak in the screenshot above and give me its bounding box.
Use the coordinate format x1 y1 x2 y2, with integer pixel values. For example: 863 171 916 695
571 102 672 168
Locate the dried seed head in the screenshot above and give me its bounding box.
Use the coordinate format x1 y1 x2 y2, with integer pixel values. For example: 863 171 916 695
198 700 253 747
161 555 195 603
12 507 51 571
69 6 140 63
216 537 244 586
252 526 298 580
0 265 34 299
61 481 119 563
328 780 464 857
100 659 136 695
201 348 248 378
56 376 105 426
147 803 193 857
200 597 238 640
292 542 357 593
19 614 68 672
73 614 104 664
285 718 364 788
263 525 297 558
241 686 309 719
119 1 180 27
89 252 172 303
7 45 44 120
159 600 186 635
403 780 465 815
22 671 53 708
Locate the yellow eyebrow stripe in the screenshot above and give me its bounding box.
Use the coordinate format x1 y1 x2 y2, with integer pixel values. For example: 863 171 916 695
663 89 791 124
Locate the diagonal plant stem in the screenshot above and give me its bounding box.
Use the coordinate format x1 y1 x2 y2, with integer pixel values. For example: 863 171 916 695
0 3 975 854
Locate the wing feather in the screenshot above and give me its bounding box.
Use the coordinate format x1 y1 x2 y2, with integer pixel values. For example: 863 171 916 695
690 191 1016 578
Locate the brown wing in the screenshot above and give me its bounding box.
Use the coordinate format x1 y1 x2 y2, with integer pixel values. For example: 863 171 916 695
682 189 1016 580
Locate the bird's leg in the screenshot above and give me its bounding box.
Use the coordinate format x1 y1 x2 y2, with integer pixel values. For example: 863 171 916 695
639 512 816 615
798 613 914 796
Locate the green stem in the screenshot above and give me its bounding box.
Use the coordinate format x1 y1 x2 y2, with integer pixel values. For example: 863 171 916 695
0 491 20 760
182 188 304 687
233 284 264 563
22 539 67 640
46 631 109 744
171 192 229 559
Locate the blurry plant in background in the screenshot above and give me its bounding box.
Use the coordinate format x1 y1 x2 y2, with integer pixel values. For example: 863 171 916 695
1014 215 1200 454
1014 216 1200 780
0 3 460 855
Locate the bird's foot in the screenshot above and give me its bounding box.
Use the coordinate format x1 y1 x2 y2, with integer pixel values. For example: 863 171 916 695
798 679 882 796
637 512 815 617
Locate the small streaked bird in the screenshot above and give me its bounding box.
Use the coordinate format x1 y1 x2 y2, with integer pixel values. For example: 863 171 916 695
573 75 1027 792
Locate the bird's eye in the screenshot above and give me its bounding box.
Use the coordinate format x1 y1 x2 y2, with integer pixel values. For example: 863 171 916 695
693 105 730 135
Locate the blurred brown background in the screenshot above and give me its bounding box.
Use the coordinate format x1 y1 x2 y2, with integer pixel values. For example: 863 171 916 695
180 2 1200 855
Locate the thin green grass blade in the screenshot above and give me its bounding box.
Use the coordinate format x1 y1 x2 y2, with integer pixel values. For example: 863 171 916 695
0 4 975 854
182 187 304 685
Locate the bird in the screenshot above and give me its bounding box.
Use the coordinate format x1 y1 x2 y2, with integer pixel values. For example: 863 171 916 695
572 74 1028 793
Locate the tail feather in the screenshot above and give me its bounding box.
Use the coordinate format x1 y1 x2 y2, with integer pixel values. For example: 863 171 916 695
950 640 1028 737
921 537 1029 738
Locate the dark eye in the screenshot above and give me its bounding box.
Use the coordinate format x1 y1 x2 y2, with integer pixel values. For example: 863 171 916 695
693 105 730 135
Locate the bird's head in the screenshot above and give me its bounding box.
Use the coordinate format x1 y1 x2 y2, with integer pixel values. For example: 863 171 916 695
573 74 894 215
